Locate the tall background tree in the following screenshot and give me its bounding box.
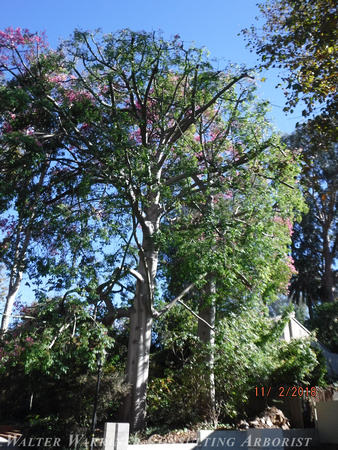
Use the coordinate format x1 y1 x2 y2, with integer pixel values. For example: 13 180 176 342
286 120 338 314
244 0 338 372
244 0 338 335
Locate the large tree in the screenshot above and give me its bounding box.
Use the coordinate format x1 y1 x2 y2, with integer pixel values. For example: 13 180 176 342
243 0 338 306
286 119 338 311
0 29 60 334
1 28 303 431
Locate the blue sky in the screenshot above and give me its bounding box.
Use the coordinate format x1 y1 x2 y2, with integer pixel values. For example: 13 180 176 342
1 0 306 134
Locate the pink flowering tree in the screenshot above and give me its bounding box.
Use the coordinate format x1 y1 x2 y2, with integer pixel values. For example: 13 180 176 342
0 27 123 334
1 28 304 431
158 109 302 417
0 28 54 333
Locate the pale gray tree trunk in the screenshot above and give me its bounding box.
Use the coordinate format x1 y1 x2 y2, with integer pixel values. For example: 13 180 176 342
119 200 161 432
1 271 23 334
0 219 32 335
1 167 47 335
322 221 335 303
119 285 153 431
197 278 216 420
196 194 216 421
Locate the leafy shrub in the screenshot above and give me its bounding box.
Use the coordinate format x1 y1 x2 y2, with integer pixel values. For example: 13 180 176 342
0 297 129 439
147 305 326 426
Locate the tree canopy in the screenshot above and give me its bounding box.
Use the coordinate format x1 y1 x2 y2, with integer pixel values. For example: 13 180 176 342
1 27 306 431
244 0 338 129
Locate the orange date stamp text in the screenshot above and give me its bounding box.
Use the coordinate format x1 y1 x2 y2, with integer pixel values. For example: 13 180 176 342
254 386 317 397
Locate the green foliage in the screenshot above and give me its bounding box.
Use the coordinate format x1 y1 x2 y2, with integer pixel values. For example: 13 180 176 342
244 0 338 126
0 297 128 437
159 134 304 313
214 308 321 417
147 305 324 426
0 297 114 375
307 302 338 353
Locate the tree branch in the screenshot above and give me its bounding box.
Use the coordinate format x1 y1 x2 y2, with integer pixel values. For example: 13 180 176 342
154 273 207 318
178 299 214 330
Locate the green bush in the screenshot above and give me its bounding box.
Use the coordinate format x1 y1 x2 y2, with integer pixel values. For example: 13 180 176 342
0 297 129 440
147 306 326 426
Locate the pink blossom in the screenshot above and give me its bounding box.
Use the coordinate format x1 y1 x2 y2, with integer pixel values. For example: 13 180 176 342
0 27 26 47
47 73 70 84
25 337 34 346
100 85 109 94
2 122 13 133
0 27 49 75
286 255 297 274
285 218 293 236
65 90 94 103
273 215 284 225
80 123 90 131
0 27 48 51
273 216 294 236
